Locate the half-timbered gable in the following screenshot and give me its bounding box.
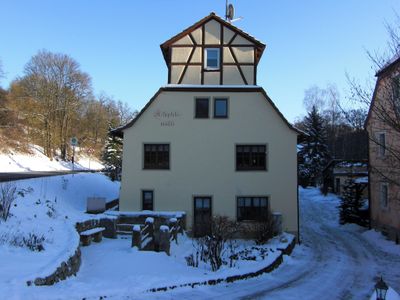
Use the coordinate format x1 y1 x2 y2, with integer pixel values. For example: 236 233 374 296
160 13 265 85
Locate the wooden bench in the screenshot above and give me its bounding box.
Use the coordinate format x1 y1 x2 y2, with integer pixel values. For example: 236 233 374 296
80 227 106 246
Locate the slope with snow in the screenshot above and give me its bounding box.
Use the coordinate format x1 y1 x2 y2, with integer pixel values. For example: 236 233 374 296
0 173 120 295
0 144 104 172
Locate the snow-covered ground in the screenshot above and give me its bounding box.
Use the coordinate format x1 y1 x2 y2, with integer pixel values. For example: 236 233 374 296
1 185 399 299
0 144 104 172
0 173 120 296
154 188 400 300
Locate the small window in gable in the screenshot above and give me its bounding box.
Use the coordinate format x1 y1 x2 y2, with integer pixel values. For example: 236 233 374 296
205 48 220 70
392 75 400 116
195 98 209 118
377 133 386 157
214 98 228 118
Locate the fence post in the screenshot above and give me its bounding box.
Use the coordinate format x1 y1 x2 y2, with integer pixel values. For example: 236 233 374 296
169 218 178 244
144 217 155 250
159 225 170 255
131 225 141 249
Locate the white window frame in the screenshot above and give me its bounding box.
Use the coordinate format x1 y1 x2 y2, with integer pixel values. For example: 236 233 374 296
204 48 220 70
380 182 389 209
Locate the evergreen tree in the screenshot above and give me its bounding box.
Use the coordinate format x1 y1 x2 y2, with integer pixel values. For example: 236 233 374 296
102 126 123 181
339 178 366 225
298 105 330 186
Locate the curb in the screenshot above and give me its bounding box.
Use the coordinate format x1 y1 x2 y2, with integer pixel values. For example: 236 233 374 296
148 237 296 293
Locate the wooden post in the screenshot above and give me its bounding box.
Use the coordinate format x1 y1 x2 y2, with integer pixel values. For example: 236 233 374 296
159 225 170 255
131 225 142 249
169 218 178 244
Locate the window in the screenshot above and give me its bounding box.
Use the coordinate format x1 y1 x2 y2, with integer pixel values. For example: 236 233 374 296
380 183 388 209
214 98 228 118
142 190 154 210
195 98 209 118
392 76 400 116
378 133 386 157
144 144 169 169
236 145 267 171
237 197 268 221
205 48 220 70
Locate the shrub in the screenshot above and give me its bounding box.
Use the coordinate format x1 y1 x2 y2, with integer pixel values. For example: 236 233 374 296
2 232 46 252
0 182 18 221
186 215 240 271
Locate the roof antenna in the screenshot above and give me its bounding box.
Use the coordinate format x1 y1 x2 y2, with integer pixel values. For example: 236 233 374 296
225 1 243 23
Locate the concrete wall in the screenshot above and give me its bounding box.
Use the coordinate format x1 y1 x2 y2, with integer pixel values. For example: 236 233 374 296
119 89 298 236
170 19 256 85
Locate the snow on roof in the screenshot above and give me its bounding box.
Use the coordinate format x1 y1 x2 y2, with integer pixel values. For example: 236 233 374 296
376 53 400 76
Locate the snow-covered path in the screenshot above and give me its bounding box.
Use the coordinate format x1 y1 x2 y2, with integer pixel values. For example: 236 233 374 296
153 188 400 300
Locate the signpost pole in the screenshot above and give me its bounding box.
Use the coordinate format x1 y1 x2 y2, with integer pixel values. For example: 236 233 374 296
70 137 78 172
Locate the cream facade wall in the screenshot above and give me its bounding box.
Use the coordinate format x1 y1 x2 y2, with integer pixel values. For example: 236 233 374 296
119 89 298 236
169 19 256 85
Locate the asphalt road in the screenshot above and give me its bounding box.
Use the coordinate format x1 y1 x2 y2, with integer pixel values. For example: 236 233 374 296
0 169 99 182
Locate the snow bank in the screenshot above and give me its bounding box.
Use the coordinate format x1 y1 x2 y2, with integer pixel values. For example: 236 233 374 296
370 287 400 300
362 229 400 256
0 173 120 294
0 144 104 172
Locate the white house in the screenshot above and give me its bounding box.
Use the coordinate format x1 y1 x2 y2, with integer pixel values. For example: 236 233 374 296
115 13 300 238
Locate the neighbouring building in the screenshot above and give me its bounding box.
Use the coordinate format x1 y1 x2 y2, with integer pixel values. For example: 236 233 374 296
322 159 368 197
115 13 300 238
365 55 400 243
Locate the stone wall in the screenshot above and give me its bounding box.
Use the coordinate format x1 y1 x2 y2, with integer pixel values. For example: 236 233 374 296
27 248 81 286
148 237 296 293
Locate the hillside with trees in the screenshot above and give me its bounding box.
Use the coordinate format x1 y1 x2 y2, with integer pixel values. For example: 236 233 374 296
0 51 137 166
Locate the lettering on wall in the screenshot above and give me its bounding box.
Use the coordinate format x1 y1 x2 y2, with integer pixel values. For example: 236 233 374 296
153 110 182 127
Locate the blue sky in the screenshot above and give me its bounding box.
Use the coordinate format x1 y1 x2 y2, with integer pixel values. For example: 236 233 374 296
1 0 399 122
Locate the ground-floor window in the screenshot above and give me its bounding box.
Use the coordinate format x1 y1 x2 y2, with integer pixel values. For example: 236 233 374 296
237 196 268 221
142 190 154 210
380 183 388 209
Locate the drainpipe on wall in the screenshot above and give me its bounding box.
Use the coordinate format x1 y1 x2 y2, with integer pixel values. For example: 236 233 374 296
297 151 301 244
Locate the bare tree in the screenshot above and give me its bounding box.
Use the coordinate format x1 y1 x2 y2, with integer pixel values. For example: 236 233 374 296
348 14 400 196
17 50 92 159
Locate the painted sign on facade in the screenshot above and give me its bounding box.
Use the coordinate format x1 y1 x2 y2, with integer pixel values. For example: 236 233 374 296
153 110 182 126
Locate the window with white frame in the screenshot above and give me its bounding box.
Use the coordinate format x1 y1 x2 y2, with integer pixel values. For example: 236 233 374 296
380 182 388 209
377 132 386 157
205 48 220 70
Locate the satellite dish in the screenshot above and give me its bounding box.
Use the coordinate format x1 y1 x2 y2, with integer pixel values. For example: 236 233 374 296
227 4 234 21
225 2 243 23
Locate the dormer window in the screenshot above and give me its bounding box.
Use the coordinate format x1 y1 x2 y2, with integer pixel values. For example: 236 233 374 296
205 48 220 70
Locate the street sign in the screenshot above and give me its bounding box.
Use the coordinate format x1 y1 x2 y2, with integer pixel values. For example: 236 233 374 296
70 137 78 146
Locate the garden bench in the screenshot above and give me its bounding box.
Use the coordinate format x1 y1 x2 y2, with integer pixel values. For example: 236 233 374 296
80 227 106 246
